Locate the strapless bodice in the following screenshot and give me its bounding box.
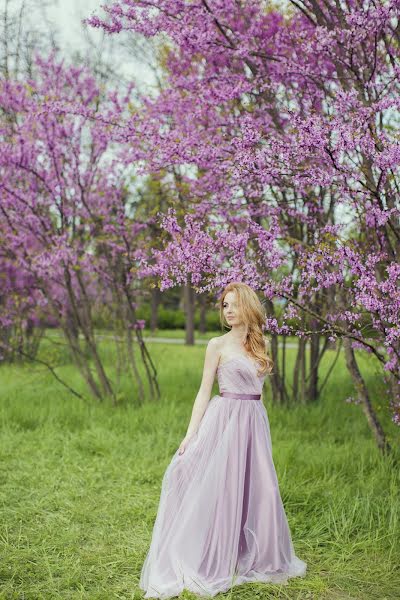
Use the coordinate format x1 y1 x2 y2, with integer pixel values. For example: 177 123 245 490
217 355 267 396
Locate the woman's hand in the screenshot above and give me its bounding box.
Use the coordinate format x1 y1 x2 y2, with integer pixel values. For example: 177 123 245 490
178 433 194 455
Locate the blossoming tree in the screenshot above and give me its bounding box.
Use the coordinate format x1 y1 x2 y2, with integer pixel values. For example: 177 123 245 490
0 54 159 403
87 0 400 449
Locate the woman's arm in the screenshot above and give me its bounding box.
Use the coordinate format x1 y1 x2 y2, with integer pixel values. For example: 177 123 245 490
184 337 220 439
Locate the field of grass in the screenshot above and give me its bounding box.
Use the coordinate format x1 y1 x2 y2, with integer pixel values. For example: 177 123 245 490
0 334 399 599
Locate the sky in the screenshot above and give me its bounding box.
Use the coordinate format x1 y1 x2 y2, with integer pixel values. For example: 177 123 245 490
36 0 158 90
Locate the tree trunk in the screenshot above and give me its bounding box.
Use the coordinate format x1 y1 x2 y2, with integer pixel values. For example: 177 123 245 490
292 337 302 403
150 286 161 332
299 337 307 405
64 266 116 402
62 323 103 400
264 298 288 405
184 282 195 345
308 322 320 402
342 337 391 455
281 334 287 402
198 291 207 334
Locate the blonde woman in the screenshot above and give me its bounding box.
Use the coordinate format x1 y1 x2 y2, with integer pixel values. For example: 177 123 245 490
140 282 307 598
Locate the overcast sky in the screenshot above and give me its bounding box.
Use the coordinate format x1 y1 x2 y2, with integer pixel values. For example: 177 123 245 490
38 0 158 90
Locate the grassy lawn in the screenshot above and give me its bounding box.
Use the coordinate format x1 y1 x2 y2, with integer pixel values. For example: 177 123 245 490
0 338 399 599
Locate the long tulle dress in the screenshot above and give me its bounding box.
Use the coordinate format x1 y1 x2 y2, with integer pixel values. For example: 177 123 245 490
139 354 307 598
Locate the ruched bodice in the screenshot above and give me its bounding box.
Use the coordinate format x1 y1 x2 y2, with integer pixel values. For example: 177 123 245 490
217 355 267 396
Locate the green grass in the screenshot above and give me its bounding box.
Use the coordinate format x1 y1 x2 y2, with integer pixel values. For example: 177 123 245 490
0 339 399 600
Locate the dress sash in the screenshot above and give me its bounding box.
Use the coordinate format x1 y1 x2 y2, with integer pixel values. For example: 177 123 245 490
220 391 261 400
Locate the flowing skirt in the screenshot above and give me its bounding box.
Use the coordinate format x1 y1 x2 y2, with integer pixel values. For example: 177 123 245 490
139 394 307 598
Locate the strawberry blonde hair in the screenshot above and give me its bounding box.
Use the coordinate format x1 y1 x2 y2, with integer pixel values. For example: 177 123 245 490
218 282 274 376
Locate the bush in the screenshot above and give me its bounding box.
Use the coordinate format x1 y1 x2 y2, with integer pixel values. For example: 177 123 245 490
91 303 221 331
135 305 221 331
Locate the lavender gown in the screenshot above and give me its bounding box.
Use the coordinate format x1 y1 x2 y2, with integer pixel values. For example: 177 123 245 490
139 354 307 598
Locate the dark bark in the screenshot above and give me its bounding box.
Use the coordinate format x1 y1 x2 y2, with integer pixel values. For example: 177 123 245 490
292 337 301 403
342 337 391 455
150 286 161 332
307 321 321 402
183 282 195 345
299 337 307 405
122 280 160 402
198 291 208 334
264 298 289 405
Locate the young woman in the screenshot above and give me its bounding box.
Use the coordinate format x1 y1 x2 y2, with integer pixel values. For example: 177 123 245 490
139 282 307 598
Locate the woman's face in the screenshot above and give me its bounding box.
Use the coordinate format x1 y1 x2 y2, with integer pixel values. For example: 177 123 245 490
222 291 242 326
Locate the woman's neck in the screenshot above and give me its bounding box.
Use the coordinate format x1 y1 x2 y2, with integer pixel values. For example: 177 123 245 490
228 325 247 344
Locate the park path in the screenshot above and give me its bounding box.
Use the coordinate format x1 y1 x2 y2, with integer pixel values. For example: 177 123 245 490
96 333 299 348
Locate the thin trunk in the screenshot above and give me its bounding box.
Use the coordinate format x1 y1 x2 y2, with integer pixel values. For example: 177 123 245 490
39 291 101 400
264 298 288 405
281 335 287 403
292 338 302 403
342 337 391 455
74 269 115 400
198 292 207 334
64 266 115 401
62 324 103 400
184 282 195 345
298 337 307 405
112 274 146 405
150 286 161 332
126 324 146 405
122 281 160 401
308 326 320 402
134 326 160 400
269 332 283 405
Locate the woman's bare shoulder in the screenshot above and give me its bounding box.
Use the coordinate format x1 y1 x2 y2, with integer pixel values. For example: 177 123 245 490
207 334 227 350
207 334 231 357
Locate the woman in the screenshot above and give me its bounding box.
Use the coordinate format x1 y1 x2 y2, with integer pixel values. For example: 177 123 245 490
139 282 307 598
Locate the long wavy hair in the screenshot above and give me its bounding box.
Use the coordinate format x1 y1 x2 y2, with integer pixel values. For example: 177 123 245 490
218 282 274 376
